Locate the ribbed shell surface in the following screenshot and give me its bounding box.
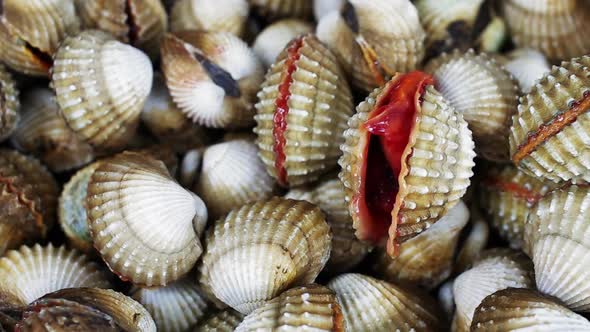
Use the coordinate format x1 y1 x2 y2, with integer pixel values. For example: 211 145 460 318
170 0 249 36
194 310 244 332
0 65 19 141
249 0 313 20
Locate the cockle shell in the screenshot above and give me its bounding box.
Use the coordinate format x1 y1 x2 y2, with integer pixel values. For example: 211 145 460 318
327 273 443 332
502 48 551 93
0 0 80 76
0 65 19 142
52 30 153 151
313 0 344 21
170 0 249 36
316 0 425 91
236 284 344 331
249 0 313 21
471 288 590 331
510 55 590 183
198 197 331 314
134 144 180 177
179 148 202 189
425 49 519 162
254 34 353 187
86 151 208 286
194 309 244 332
252 19 313 67
438 280 455 318
161 31 264 129
455 212 490 274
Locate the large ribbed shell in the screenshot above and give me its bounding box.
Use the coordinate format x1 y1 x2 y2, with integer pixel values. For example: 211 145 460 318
195 140 274 219
236 284 344 331
198 197 332 314
11 88 94 172
339 81 475 253
316 0 425 92
0 65 19 141
425 49 519 162
502 48 551 93
87 151 207 286
502 0 590 61
0 0 80 76
170 0 249 36
194 310 244 332
372 200 469 290
253 19 313 67
471 288 590 331
0 244 111 306
249 0 313 20
509 56 590 183
254 34 353 187
327 273 443 331
52 30 153 151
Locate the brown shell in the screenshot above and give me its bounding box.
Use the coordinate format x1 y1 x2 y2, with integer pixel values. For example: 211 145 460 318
170 0 249 36
193 310 244 332
0 64 19 142
249 0 313 21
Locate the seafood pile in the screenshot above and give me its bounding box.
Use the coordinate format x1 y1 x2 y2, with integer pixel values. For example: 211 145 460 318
1 0 590 331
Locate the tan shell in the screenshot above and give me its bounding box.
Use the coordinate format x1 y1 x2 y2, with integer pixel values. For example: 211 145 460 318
0 244 111 307
254 34 353 187
252 19 313 67
501 0 590 61
52 30 152 151
425 49 519 162
316 0 425 91
471 288 590 331
0 0 80 76
249 0 313 20
198 197 332 314
509 55 590 183
313 0 344 21
372 200 469 290
87 151 208 286
0 149 59 255
327 273 443 332
11 88 94 172
502 48 551 93
194 309 244 332
170 0 249 36
0 65 19 141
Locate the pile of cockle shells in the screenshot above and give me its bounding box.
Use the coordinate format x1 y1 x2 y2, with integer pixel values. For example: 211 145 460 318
1 0 590 331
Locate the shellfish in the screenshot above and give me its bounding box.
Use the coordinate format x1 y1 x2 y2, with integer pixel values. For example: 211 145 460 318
170 0 249 36
194 309 244 332
252 19 313 67
0 64 19 142
313 0 344 21
502 48 551 93
249 0 313 21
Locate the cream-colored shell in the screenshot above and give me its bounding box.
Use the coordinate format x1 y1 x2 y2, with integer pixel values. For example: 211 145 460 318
503 48 551 93
170 0 249 36
179 148 203 189
194 310 244 332
249 0 313 20
0 65 19 141
313 0 344 21
253 19 313 67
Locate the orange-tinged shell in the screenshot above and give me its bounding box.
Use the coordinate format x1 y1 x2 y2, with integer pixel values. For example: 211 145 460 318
249 0 313 21
170 0 249 36
194 309 243 332
0 64 19 142
502 48 551 93
252 19 313 67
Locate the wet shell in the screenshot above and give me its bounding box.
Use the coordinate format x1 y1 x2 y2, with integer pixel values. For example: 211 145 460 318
0 65 19 142
501 0 590 61
194 309 244 332
313 0 344 21
471 288 590 331
249 0 313 21
502 48 551 93
286 178 371 274
86 151 208 286
509 55 590 183
195 140 274 219
371 200 469 290
130 278 209 332
170 0 249 36
11 88 94 172
254 34 353 187
198 197 331 314
161 31 264 129
0 149 59 255
0 244 111 307
252 19 313 67
316 0 425 91
425 49 519 162
0 0 80 76
452 249 534 332
327 273 443 331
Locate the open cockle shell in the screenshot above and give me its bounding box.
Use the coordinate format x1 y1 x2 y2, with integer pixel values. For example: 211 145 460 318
194 309 244 332
52 30 153 151
86 151 208 286
170 0 249 36
254 34 353 187
425 49 519 162
327 273 443 332
0 65 19 142
249 0 313 21
502 48 551 93
252 19 313 67
198 197 332 314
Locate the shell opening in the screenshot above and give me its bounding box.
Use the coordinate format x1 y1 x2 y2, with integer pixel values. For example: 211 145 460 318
23 40 53 72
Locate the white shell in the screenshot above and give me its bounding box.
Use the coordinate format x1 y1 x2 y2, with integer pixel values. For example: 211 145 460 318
503 48 551 93
170 0 249 35
252 19 313 67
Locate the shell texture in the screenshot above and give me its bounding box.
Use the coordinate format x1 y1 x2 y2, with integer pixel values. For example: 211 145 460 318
0 65 19 142
503 48 551 93
249 0 313 20
170 0 249 36
253 19 313 67
193 309 244 332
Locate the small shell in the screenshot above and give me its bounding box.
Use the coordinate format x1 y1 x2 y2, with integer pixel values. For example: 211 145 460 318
52 30 153 151
471 288 590 331
454 211 489 274
170 0 249 36
236 284 344 331
0 0 80 76
316 0 425 91
87 151 208 286
372 200 470 290
198 197 331 314
327 273 443 332
438 280 455 318
502 48 551 93
179 148 203 189
0 244 111 306
313 0 344 21
194 309 244 332
249 0 313 21
11 88 94 172
509 55 590 183
0 65 19 141
195 140 275 219
161 31 264 129
425 49 519 162
254 34 353 187
75 0 167 58
252 19 313 67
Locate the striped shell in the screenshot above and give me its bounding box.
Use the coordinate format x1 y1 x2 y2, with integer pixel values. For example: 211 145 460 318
253 19 313 67
425 49 519 162
194 310 244 332
0 65 19 141
87 151 208 286
254 34 353 187
170 0 249 36
249 0 313 20
327 273 443 332
198 197 331 314
316 0 425 92
509 55 590 183
52 30 153 151
502 48 551 93
236 285 344 331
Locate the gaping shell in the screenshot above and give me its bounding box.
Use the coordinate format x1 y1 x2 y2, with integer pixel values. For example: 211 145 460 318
170 0 249 36
502 48 551 93
194 309 244 332
249 0 313 21
252 19 313 67
198 197 332 314
0 64 19 142
254 34 353 187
